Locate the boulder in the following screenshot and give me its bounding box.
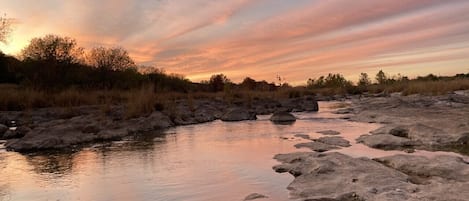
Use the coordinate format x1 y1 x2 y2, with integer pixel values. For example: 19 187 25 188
221 108 256 122
270 111 296 122
127 111 173 133
6 124 89 151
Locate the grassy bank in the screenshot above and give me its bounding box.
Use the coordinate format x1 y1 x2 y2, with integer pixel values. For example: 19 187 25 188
2 78 469 112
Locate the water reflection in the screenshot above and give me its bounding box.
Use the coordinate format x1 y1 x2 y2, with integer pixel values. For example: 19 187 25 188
24 153 74 176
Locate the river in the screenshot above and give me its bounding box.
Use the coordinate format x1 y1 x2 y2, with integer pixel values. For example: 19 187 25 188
0 102 459 201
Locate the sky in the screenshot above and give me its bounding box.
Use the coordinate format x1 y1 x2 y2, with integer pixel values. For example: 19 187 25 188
1 0 469 85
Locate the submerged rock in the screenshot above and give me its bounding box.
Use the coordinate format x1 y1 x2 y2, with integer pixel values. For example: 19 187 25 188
317 130 341 135
221 108 257 122
270 111 296 122
243 193 268 200
295 141 339 152
315 136 351 147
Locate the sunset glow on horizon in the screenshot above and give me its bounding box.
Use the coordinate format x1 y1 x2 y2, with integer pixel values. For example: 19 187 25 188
1 0 469 84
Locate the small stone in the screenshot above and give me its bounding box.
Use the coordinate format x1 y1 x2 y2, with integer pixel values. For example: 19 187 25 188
270 111 296 123
243 193 268 200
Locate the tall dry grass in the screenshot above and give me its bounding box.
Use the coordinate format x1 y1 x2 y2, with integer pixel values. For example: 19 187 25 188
401 79 469 95
124 85 159 118
1 78 469 113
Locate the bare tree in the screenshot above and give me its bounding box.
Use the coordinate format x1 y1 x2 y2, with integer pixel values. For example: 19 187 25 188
21 34 84 64
86 47 135 71
0 14 12 44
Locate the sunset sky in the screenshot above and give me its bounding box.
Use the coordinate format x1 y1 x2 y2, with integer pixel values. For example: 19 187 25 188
1 0 469 84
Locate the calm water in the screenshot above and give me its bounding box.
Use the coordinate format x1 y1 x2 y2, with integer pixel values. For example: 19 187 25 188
0 102 462 201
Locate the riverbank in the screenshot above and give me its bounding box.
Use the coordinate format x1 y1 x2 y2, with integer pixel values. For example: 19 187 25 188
0 96 318 152
274 90 469 201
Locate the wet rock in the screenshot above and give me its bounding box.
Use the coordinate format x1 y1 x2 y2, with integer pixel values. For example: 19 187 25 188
193 107 218 123
243 193 268 200
356 134 415 150
270 111 296 122
221 108 256 122
317 130 341 135
315 136 351 147
389 127 409 138
295 141 339 152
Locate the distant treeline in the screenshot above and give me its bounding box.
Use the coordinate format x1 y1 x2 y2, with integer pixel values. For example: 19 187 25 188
0 35 280 93
1 34 469 95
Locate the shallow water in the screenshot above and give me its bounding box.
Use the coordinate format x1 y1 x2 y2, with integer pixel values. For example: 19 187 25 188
0 102 463 201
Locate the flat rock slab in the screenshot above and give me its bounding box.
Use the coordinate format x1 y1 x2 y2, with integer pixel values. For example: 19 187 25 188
315 136 351 147
273 152 469 201
294 134 311 140
356 134 416 150
317 130 341 135
295 141 339 152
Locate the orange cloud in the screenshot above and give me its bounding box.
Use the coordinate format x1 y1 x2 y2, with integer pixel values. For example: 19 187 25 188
2 0 469 84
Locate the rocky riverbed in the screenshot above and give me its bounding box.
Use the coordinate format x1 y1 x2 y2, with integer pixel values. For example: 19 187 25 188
0 96 318 152
274 91 469 201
